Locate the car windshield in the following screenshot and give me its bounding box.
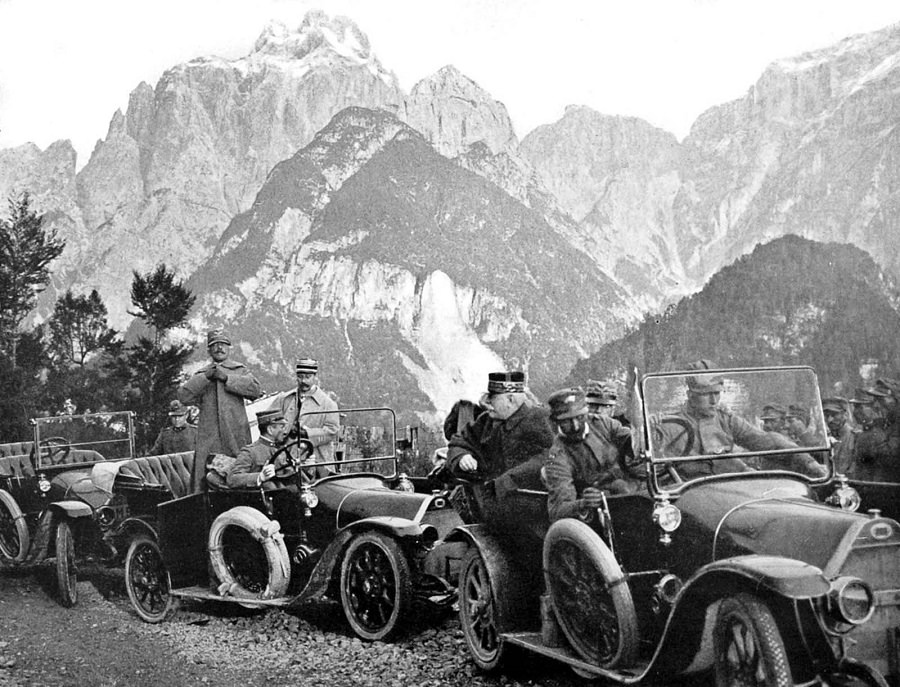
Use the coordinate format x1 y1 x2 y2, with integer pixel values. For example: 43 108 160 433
33 411 135 469
641 367 830 483
305 407 399 479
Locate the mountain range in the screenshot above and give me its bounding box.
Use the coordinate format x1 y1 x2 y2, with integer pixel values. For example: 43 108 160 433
2 11 900 424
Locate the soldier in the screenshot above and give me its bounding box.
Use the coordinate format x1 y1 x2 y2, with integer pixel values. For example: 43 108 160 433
177 327 263 491
227 409 301 488
822 397 855 476
585 380 617 419
854 383 900 481
447 370 554 497
274 358 340 476
784 404 818 446
149 400 197 455
543 387 637 522
760 403 788 435
653 360 826 478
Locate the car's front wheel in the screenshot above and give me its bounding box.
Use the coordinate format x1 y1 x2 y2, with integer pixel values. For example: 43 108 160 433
459 547 507 671
713 593 790 687
125 535 174 623
55 519 78 607
0 489 28 562
339 531 412 641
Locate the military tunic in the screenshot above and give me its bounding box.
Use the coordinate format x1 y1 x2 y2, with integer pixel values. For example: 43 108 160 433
149 424 197 456
544 416 638 522
274 386 340 464
227 437 281 488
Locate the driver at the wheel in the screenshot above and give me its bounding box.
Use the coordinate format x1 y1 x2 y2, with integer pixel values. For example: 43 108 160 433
543 387 639 522
227 409 290 488
656 360 825 479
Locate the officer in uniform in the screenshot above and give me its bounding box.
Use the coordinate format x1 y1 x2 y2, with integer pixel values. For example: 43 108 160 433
543 387 637 522
150 400 197 455
822 397 856 476
760 403 788 435
227 409 311 488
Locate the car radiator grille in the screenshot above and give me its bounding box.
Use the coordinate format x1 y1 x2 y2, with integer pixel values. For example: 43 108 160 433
839 539 900 678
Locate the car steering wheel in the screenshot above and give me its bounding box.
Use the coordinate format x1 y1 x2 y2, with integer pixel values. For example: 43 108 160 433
266 439 315 481
37 436 71 466
653 417 696 484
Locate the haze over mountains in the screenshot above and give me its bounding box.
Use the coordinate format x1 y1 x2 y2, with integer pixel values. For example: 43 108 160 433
2 10 900 423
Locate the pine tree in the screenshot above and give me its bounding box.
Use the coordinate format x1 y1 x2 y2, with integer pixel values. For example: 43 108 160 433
0 192 65 368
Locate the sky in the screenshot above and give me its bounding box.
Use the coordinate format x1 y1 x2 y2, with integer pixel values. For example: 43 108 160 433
1 0 899 166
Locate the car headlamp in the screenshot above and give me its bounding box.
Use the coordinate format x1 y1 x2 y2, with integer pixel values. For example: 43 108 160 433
299 485 319 509
653 500 682 533
826 475 861 512
38 473 51 493
828 576 875 627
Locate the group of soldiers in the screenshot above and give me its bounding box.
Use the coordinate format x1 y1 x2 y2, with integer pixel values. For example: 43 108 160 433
443 361 900 525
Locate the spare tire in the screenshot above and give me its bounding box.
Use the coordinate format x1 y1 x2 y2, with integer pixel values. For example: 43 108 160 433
0 489 29 563
208 506 290 600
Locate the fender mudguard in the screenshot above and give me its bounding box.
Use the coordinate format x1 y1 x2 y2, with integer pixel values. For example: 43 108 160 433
289 516 435 606
49 500 93 518
643 555 829 681
445 524 542 633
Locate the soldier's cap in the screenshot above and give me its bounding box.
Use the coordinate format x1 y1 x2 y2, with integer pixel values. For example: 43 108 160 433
684 359 724 394
167 399 188 416
206 327 231 347
296 358 319 375
255 409 287 429
585 380 617 405
785 404 810 424
760 403 787 420
821 397 848 414
547 388 588 421
486 371 525 396
849 389 875 405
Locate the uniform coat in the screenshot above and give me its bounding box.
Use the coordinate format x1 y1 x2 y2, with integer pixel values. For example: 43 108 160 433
544 416 637 521
150 424 197 456
227 437 280 488
178 359 262 491
447 402 554 491
276 386 340 465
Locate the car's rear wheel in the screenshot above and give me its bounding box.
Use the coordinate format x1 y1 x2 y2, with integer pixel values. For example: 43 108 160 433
339 531 412 641
208 507 290 600
125 535 174 623
544 518 638 668
713 594 790 687
0 489 29 562
55 519 78 607
459 547 507 671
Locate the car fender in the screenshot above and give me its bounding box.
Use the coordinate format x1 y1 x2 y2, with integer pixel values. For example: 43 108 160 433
644 555 829 681
114 517 159 543
290 516 435 606
49 500 92 519
445 524 540 633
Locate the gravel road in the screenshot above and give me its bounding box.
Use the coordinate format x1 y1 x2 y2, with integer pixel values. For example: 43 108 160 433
0 564 583 687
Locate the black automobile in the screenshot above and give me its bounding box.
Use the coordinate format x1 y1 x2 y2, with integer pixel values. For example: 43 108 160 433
0 411 142 606
124 407 460 641
445 366 899 686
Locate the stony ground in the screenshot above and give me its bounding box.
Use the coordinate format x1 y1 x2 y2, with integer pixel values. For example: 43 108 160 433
0 564 585 687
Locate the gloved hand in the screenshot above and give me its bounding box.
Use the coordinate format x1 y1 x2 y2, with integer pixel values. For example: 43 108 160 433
581 486 605 509
257 464 275 485
211 366 228 382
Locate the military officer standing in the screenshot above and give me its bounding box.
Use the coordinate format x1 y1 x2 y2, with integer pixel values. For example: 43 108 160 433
150 400 197 455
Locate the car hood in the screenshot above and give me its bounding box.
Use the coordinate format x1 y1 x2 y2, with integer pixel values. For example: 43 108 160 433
674 476 862 572
315 476 433 529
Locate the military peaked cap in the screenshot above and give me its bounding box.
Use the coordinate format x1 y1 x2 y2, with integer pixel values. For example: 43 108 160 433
547 388 588 421
296 358 319 374
487 371 525 395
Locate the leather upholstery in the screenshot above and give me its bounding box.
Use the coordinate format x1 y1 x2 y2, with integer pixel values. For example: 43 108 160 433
0 453 35 479
115 452 197 499
0 441 34 458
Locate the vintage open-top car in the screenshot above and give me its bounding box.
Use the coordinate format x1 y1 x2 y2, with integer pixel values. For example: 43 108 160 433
0 411 156 606
445 366 899 686
124 407 459 641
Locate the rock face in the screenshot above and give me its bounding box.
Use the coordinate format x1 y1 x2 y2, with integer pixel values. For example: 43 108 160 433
188 107 635 423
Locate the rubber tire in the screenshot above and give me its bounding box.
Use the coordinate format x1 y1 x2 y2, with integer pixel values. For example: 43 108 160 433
544 518 638 668
125 535 175 623
458 547 508 671
0 489 29 562
339 531 413 641
208 506 290 600
713 594 791 687
55 520 78 608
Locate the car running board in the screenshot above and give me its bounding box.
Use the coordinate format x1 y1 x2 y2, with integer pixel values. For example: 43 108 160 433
170 585 293 607
503 632 649 682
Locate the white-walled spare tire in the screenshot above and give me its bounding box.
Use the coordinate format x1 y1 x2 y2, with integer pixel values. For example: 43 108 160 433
0 489 29 563
208 506 290 600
